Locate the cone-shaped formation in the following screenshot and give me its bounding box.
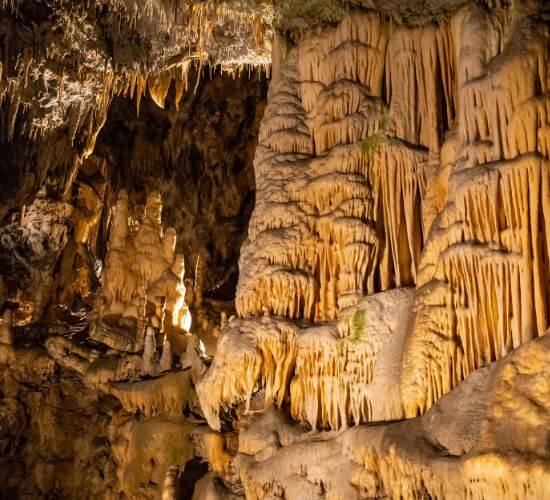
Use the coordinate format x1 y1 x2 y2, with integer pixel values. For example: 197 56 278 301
97 190 190 334
237 13 428 323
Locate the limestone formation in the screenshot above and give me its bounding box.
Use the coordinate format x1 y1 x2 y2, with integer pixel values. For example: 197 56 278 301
232 336 549 499
98 190 190 333
198 288 413 431
200 3 550 437
401 6 550 417
0 1 548 498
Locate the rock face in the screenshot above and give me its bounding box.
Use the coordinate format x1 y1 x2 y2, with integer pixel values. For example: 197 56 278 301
196 2 550 498
235 335 549 499
0 0 549 499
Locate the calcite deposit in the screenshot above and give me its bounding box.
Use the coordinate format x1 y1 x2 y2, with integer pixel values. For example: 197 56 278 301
196 1 549 497
0 0 548 499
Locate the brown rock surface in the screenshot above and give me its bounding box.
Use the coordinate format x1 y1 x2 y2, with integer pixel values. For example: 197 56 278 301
0 1 548 498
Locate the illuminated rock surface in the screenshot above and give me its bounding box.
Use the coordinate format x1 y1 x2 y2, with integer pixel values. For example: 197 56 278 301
0 0 548 498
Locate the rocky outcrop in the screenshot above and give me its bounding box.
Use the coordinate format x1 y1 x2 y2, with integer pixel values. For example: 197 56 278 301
233 336 549 499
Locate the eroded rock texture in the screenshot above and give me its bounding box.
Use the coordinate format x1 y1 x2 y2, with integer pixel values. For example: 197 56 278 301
0 0 549 499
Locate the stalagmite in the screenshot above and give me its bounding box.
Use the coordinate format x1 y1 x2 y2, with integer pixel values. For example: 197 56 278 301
180 334 207 384
161 466 179 500
159 335 174 372
98 190 190 332
143 327 159 376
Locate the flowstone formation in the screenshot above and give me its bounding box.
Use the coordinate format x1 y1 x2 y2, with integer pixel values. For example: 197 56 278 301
0 0 549 498
197 1 549 497
234 335 550 499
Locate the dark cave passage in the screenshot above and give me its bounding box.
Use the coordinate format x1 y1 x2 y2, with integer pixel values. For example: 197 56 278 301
92 68 268 302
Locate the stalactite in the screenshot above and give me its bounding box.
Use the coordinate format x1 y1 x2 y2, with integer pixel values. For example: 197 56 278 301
108 371 195 417
236 12 426 323
403 154 550 417
402 9 550 418
196 317 297 431
385 22 457 153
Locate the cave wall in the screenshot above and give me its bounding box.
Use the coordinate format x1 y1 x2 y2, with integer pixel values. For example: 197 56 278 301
197 2 549 496
0 1 548 499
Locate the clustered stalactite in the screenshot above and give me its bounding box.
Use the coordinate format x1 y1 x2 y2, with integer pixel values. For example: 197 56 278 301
0 0 272 227
237 14 439 321
236 13 429 323
401 4 549 418
198 2 549 452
